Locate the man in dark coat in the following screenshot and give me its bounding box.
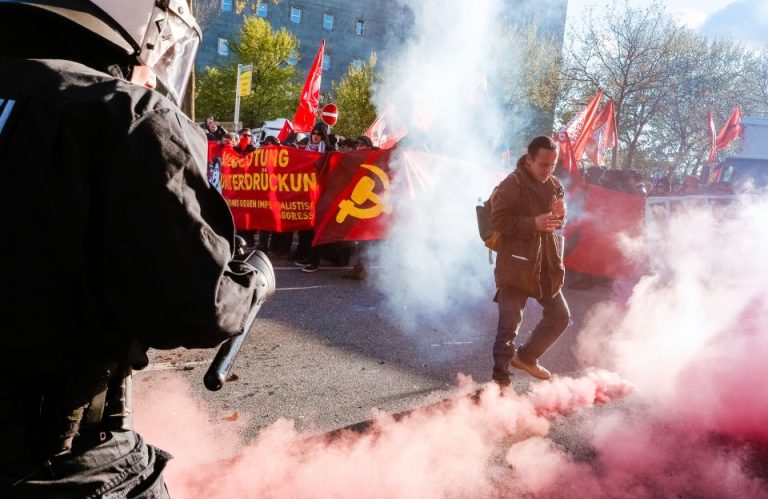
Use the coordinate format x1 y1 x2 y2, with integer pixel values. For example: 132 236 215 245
0 1 271 496
490 136 570 385
202 116 229 141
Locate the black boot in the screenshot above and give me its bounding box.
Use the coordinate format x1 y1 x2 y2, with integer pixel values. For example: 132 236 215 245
492 354 512 386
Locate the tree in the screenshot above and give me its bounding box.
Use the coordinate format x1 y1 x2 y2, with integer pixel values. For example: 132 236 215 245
645 35 755 176
195 16 300 127
561 1 687 172
330 54 379 138
560 1 765 177
498 23 563 152
743 45 768 113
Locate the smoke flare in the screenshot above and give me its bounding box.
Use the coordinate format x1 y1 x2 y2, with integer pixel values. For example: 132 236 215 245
136 370 631 498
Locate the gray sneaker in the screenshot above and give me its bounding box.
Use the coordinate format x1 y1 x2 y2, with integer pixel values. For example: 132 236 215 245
510 352 551 380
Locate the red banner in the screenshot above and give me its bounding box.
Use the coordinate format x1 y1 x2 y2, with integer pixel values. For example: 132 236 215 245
207 141 223 190
219 146 322 232
563 181 646 278
312 148 397 245
212 143 653 274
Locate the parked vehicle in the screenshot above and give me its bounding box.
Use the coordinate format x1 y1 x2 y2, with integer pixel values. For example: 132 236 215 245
710 116 768 189
252 118 289 142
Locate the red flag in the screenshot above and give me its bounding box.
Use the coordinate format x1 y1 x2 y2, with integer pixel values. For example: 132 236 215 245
584 98 617 166
555 132 577 178
277 119 293 142
714 106 742 151
364 107 408 149
569 90 605 162
557 90 605 177
706 110 717 164
313 148 396 245
292 40 325 132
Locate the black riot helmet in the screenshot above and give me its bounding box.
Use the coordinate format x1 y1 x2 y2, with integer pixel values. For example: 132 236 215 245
0 0 201 104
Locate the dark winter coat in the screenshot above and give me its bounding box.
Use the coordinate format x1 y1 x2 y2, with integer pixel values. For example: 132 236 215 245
0 58 262 371
491 167 566 298
203 123 228 141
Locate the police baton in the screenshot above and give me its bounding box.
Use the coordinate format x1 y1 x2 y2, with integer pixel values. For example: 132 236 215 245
204 248 275 391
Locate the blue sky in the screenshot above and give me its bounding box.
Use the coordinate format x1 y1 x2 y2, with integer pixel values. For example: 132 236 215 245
566 0 768 47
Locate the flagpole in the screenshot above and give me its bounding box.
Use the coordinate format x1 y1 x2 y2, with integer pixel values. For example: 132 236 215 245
233 63 242 130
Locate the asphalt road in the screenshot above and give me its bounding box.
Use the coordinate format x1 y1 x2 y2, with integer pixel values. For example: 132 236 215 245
137 257 614 441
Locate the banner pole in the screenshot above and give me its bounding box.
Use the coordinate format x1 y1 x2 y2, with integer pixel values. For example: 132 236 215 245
233 63 241 129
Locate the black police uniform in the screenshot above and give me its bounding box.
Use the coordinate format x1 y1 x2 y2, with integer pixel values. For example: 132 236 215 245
0 56 263 497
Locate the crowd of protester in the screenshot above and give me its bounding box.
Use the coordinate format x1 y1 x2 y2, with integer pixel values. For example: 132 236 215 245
203 116 375 153
566 163 735 292
204 114 736 283
575 164 734 197
204 116 374 279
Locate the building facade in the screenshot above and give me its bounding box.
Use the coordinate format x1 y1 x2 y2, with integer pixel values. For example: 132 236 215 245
196 0 413 86
195 0 568 136
196 0 567 88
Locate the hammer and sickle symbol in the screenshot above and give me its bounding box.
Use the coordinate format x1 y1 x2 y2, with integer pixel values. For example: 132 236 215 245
336 164 392 223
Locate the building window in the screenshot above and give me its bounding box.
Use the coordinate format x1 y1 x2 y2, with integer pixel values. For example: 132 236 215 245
287 50 298 66
355 19 365 36
256 2 268 17
322 55 331 71
217 38 229 56
352 58 363 70
323 13 334 30
221 0 232 12
290 6 302 24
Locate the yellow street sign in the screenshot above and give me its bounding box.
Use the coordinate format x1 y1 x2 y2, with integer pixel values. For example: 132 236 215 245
238 63 253 96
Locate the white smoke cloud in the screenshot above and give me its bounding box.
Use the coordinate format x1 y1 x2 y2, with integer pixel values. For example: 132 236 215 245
367 0 518 336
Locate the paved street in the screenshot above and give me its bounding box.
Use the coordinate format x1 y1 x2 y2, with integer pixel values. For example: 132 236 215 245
137 258 614 441
133 256 768 497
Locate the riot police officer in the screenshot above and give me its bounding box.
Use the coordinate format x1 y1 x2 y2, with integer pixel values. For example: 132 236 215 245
0 1 272 497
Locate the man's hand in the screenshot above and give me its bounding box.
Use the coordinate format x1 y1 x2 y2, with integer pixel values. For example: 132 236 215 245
551 196 566 218
535 212 562 232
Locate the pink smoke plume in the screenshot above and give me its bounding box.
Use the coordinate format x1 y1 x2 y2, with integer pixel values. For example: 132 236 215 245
135 369 630 498
133 197 768 498
560 196 768 497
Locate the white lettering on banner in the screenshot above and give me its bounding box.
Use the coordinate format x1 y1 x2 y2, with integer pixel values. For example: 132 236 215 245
0 98 16 136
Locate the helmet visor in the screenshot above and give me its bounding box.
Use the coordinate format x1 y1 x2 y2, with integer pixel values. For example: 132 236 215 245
139 3 201 104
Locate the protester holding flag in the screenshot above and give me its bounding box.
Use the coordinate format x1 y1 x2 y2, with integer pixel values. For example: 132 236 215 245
306 122 330 152
490 136 570 385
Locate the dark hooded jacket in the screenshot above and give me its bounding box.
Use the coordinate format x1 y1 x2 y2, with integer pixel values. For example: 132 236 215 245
491 166 566 298
0 57 262 371
0 3 269 488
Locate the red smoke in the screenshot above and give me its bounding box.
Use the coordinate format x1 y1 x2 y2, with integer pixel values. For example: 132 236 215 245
133 198 768 497
568 198 768 497
136 370 630 498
